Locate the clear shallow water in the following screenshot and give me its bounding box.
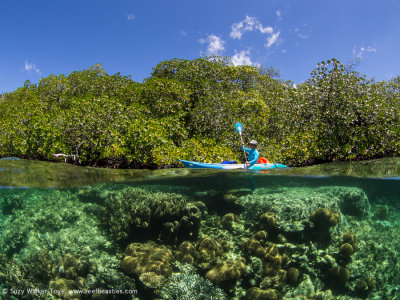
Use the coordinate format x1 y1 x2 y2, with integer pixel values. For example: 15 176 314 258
0 158 399 299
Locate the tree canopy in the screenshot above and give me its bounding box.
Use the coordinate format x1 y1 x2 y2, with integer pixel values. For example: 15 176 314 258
0 57 399 168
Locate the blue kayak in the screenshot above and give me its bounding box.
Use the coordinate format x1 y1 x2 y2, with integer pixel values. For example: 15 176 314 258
179 159 288 170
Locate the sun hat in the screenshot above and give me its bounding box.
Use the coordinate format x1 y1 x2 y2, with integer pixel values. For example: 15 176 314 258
249 140 258 145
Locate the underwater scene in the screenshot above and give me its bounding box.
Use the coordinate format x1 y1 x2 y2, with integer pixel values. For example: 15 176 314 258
1 158 400 300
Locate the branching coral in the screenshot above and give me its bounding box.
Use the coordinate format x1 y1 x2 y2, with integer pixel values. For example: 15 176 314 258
103 187 201 243
158 263 226 300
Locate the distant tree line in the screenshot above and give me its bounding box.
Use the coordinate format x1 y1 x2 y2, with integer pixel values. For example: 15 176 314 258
0 57 399 168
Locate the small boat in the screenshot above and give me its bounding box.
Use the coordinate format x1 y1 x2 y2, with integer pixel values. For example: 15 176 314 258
179 159 289 170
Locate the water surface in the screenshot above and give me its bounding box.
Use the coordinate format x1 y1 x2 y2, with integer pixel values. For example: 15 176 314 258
0 158 399 299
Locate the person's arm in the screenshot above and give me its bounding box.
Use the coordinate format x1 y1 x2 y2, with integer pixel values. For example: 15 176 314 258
241 146 250 153
240 142 250 153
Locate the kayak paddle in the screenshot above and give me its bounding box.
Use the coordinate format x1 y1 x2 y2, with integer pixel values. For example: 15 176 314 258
235 122 247 165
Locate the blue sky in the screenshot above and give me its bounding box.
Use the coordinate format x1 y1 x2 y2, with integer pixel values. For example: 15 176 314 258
1 0 399 93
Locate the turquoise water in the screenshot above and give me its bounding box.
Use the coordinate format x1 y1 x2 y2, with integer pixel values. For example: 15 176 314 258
0 158 399 299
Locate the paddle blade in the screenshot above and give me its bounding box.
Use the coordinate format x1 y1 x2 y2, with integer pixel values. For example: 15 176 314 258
235 123 242 134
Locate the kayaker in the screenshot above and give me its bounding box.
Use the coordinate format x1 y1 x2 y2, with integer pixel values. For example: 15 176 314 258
240 140 260 168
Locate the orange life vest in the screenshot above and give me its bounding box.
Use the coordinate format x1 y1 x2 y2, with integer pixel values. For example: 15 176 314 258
257 157 270 164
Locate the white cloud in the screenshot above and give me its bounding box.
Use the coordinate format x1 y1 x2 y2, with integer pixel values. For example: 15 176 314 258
24 60 40 74
265 31 280 48
231 50 253 66
230 16 273 39
230 16 280 49
294 27 309 39
298 33 308 39
126 13 135 20
361 46 377 54
206 34 225 55
353 46 377 59
276 9 282 21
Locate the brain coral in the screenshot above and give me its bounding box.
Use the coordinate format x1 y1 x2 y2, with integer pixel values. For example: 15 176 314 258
309 207 341 244
242 238 265 258
246 287 281 300
310 208 341 229
342 232 358 251
121 242 173 279
254 230 268 241
263 245 284 276
259 212 277 230
174 241 196 264
49 278 80 298
49 253 98 299
196 236 224 268
206 258 247 284
221 213 240 230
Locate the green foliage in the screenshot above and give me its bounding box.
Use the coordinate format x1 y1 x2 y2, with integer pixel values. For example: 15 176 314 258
276 59 400 165
0 58 399 167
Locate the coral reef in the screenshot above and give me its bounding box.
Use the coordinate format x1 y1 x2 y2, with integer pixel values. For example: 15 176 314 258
221 213 240 230
51 254 97 280
1 193 24 215
254 230 268 241
327 265 351 285
374 205 389 220
310 208 341 230
246 287 281 300
206 258 247 284
1 170 399 300
259 212 277 231
236 186 369 235
103 187 201 243
286 267 301 284
49 253 99 299
355 277 376 297
341 232 357 251
174 241 196 264
0 187 136 298
158 263 227 300
329 186 371 217
309 207 341 245
242 238 265 258
339 242 354 257
122 242 173 278
196 236 224 269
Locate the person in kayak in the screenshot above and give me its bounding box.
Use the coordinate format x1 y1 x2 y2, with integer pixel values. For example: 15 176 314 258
240 140 260 168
